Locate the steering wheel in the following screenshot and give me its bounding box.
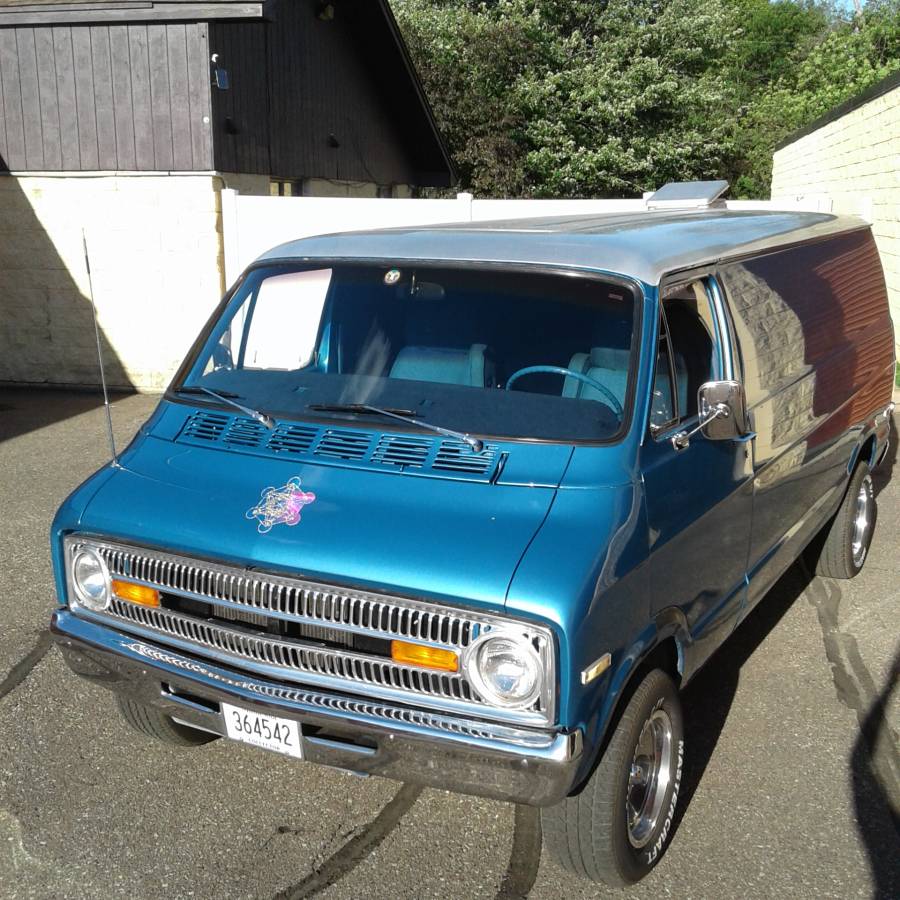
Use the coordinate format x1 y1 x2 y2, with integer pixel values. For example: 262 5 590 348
505 365 624 417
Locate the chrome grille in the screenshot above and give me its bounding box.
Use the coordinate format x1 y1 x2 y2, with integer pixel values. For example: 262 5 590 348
125 639 556 749
106 598 477 706
217 606 269 629
97 544 477 647
66 537 555 726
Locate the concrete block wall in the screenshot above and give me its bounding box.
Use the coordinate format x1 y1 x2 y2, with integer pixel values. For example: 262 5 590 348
0 174 225 391
771 85 900 350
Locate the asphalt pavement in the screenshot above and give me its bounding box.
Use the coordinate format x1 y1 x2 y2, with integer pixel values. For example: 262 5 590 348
0 388 898 900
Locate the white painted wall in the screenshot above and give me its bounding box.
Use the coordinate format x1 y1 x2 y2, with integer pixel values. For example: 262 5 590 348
0 172 834 393
0 173 223 390
221 192 826 286
771 82 899 346
221 192 479 285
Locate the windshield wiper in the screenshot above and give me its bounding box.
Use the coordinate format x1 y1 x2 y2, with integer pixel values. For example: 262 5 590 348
175 385 242 398
308 402 485 453
175 386 276 430
308 403 420 417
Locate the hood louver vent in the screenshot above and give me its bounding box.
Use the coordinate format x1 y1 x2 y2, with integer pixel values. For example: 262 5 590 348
223 418 268 448
314 429 373 460
182 411 229 441
371 435 431 469
268 423 318 456
176 410 500 482
434 442 496 475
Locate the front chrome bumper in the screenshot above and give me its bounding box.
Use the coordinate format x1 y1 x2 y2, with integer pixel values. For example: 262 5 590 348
52 611 582 806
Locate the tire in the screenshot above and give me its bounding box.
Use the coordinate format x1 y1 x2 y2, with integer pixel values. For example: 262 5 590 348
813 462 876 580
542 668 684 886
116 695 218 747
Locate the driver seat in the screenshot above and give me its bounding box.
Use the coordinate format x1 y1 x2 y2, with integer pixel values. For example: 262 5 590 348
563 348 630 407
390 343 494 387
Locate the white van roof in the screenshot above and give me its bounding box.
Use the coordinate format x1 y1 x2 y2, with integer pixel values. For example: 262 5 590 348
259 208 868 286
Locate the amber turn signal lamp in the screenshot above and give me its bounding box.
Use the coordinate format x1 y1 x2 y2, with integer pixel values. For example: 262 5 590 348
111 579 161 608
391 640 459 673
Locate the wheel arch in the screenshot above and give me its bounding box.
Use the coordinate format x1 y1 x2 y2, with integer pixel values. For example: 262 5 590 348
848 431 878 476
573 618 687 795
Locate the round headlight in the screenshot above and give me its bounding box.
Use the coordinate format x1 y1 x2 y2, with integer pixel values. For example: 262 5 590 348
72 548 110 611
465 632 543 709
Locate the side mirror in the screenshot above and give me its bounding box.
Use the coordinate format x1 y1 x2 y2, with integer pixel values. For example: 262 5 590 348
671 380 750 450
698 380 749 440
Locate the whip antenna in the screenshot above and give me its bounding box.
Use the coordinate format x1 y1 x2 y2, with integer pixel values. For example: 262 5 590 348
83 231 118 466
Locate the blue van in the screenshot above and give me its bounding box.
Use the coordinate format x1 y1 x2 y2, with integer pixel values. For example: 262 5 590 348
51 205 895 885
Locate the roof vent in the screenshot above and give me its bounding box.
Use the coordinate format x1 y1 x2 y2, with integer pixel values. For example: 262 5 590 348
646 180 729 210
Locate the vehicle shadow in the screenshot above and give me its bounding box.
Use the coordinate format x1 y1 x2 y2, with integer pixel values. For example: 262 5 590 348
673 553 900 895
851 646 900 900
0 386 133 443
671 560 814 841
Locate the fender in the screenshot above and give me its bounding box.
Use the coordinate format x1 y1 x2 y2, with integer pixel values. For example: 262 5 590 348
846 422 881 475
653 606 691 679
573 615 690 791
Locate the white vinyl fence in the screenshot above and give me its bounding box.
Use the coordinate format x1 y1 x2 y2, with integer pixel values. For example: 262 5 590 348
221 190 837 286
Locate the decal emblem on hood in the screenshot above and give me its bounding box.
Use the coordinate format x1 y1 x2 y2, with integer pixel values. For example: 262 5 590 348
246 477 316 534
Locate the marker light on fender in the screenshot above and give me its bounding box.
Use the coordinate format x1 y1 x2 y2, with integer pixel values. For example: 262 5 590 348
111 579 161 608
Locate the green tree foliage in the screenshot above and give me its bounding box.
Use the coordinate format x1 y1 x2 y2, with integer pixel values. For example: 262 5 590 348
726 0 830 93
392 0 900 198
733 0 900 195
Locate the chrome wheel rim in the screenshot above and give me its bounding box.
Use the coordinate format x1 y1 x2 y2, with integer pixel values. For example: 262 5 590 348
626 708 674 849
851 475 874 568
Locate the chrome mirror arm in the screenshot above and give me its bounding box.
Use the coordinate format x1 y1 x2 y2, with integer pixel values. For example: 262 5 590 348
672 403 729 450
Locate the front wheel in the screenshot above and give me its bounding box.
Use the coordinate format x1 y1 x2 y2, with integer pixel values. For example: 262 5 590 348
116 696 218 747
542 668 684 886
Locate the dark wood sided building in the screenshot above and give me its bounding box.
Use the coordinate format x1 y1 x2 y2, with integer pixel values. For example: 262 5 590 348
0 0 455 391
0 0 455 192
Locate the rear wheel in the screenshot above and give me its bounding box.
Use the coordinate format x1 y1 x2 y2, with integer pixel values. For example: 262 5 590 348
542 668 684 886
813 462 875 579
116 696 218 747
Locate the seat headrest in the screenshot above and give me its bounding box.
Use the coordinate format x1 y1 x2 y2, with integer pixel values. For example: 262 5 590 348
589 347 631 369
564 346 631 406
390 344 490 387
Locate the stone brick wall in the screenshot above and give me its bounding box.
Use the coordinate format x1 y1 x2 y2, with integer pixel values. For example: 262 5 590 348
771 84 900 350
0 174 225 391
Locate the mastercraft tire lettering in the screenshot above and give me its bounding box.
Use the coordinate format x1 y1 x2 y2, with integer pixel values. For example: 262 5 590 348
542 669 684 886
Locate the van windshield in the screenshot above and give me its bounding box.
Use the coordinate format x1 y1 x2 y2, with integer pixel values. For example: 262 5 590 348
174 263 639 443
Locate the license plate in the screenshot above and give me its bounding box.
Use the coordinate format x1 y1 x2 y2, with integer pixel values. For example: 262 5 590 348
222 702 303 759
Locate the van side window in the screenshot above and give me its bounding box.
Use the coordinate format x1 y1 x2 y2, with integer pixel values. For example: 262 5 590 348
650 317 677 429
651 282 717 430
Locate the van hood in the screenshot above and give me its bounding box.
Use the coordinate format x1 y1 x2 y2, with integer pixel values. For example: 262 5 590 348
75 433 572 611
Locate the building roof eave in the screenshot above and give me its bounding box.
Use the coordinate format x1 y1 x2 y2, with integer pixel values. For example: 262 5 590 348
374 0 457 187
775 69 900 151
0 0 266 26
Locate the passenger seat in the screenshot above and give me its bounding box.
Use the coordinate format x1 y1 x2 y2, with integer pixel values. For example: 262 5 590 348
389 344 494 387
563 348 631 408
